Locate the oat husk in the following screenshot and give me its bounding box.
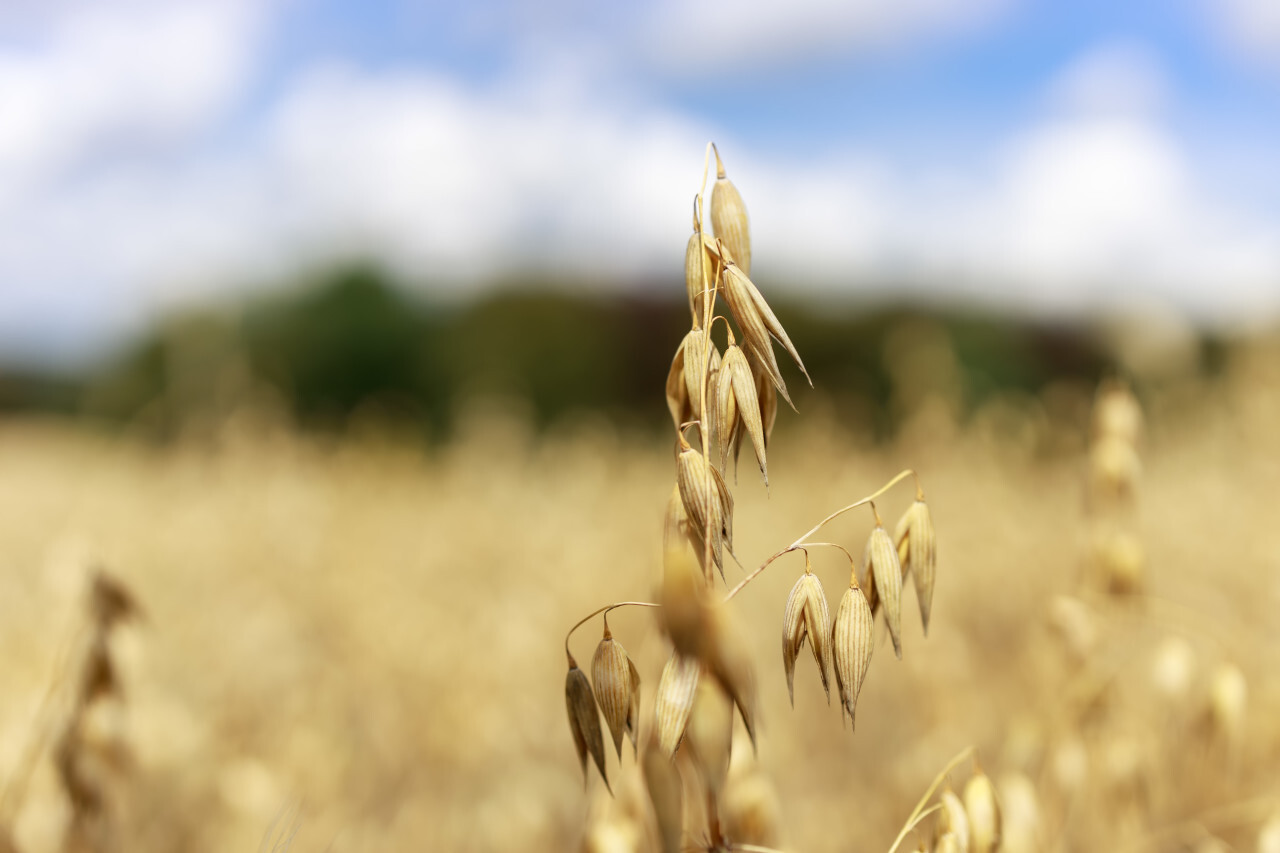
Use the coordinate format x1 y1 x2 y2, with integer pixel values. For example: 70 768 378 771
938 788 971 852
832 581 874 728
685 672 733 795
592 625 636 760
654 652 700 758
641 733 683 853
964 767 1002 853
676 444 734 578
682 331 721 424
721 262 794 409
723 344 768 485
866 522 904 659
781 568 831 705
566 661 611 794
711 145 751 276
665 337 690 431
895 499 937 635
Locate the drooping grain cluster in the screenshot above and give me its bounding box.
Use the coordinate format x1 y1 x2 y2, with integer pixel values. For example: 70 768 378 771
975 379 1275 852
563 144 942 851
1087 380 1145 595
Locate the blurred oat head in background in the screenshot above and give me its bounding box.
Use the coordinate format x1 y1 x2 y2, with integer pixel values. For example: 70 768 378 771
2 0 1280 362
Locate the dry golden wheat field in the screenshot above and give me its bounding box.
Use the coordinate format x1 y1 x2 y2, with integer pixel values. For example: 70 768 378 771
2 335 1280 853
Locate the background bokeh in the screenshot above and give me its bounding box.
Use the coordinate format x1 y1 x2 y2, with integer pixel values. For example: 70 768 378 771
2 2 1280 852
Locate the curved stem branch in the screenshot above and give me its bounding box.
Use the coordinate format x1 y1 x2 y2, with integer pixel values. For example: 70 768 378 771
564 601 661 665
801 469 916 541
724 469 918 601
709 313 736 347
800 541 857 567
886 804 943 853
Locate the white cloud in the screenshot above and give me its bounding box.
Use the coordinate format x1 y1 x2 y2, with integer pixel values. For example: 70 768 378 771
1209 0 1280 65
1047 42 1168 117
2 14 1280 361
641 0 1012 72
0 2 265 191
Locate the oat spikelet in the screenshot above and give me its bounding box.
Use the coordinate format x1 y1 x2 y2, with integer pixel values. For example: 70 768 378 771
895 499 937 635
666 338 689 431
938 788 971 853
964 766 1002 853
703 599 758 750
660 543 708 659
713 360 740 473
710 144 751 275
682 331 722 423
686 202 707 326
721 264 789 403
591 623 637 760
722 263 797 408
654 653 700 758
753 352 778 448
832 580 874 728
566 660 611 794
998 771 1041 853
866 522 905 658
740 266 811 388
641 733 684 853
858 553 880 618
1093 379 1142 444
723 344 768 485
657 547 755 748
663 482 696 559
781 565 832 705
677 444 733 578
935 832 963 853
625 657 641 755
1209 662 1247 750
685 671 733 795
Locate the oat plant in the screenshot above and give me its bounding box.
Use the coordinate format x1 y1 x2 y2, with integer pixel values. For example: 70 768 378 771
562 145 948 851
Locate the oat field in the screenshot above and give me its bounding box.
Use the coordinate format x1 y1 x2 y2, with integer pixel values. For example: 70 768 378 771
0 339 1278 852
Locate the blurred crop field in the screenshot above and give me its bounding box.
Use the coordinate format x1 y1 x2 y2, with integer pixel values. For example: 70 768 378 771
1 336 1280 853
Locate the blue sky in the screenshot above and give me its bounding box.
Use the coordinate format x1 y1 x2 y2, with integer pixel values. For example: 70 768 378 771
1 0 1279 361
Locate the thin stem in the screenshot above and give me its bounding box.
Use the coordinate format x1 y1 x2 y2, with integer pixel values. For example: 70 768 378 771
886 804 943 853
709 313 736 347
797 469 917 543
724 547 799 601
886 746 976 853
724 469 918 601
678 422 700 447
688 196 701 326
801 541 857 567
564 601 660 664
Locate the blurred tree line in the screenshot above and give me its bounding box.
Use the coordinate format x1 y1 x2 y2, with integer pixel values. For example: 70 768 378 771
0 263 1128 440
